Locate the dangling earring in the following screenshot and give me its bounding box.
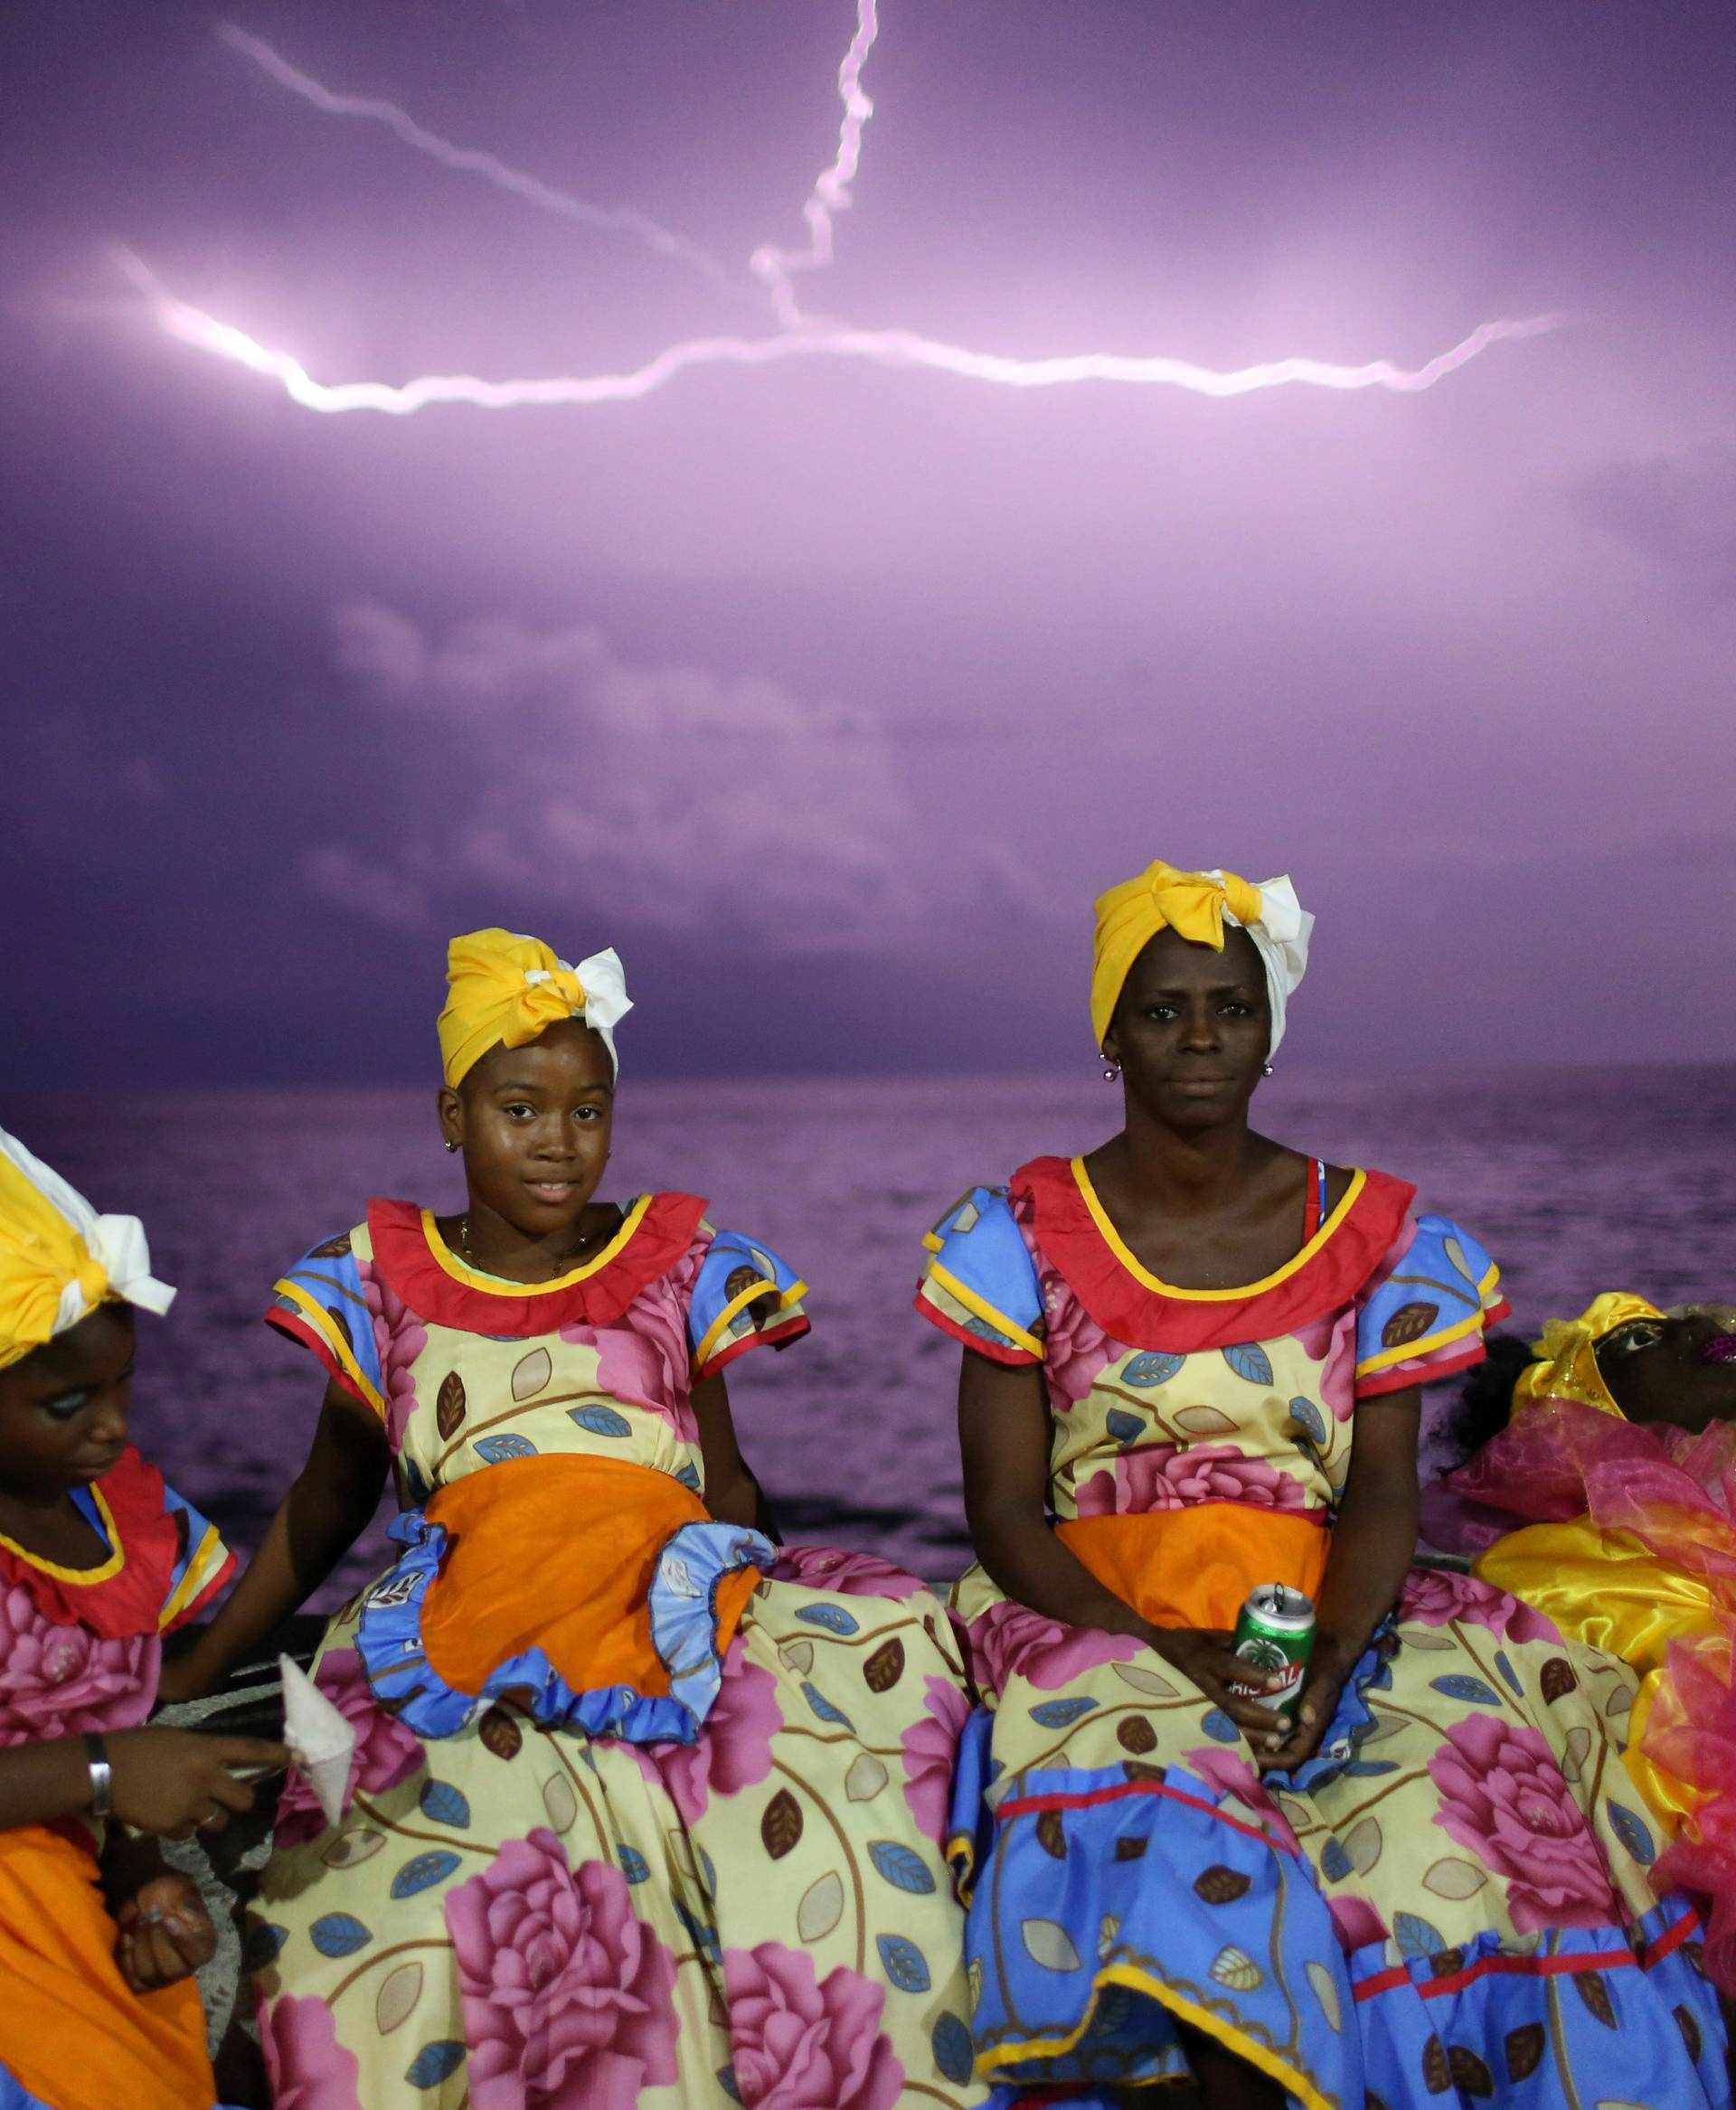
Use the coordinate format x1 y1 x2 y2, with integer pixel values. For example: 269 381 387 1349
445 1138 459 1153
1262 1063 1275 1077
1102 1061 1121 1082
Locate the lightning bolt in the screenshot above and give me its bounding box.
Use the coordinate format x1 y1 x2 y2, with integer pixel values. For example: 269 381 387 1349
131 5 1562 413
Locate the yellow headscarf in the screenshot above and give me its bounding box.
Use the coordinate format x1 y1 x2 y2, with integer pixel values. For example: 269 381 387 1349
1510 1291 1665 1421
0 1128 175 1369
1090 859 1313 1053
437 928 632 1089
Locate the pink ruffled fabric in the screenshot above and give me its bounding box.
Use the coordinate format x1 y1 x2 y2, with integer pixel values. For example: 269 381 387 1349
1429 1403 1736 1992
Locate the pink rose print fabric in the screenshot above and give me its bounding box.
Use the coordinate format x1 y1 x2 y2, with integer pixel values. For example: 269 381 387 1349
0 1585 157 1743
769 1545 927 1601
271 1644 421 1849
901 1674 971 1845
1074 1441 1313 1518
448 1835 679 2110
259 1993 365 2110
1398 1564 1558 1647
965 1597 1142 1696
631 1641 780 1826
363 1265 429 1451
1427 1716 1621 1933
724 1942 903 2110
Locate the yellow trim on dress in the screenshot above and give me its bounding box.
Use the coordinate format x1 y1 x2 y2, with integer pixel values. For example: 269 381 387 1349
1071 1157 1368 1304
693 1277 809 1374
0 1485 124 1585
920 1229 946 1256
1353 1263 1503 1379
418 1196 653 1296
158 1523 224 1631
273 1279 388 1418
975 1959 1333 2110
925 1261 1046 1359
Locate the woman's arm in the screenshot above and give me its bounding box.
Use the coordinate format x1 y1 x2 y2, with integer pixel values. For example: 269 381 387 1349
1261 1386 1420 1769
158 1380 391 1702
0 1729 288 1835
960 1352 1287 1734
690 1371 773 1534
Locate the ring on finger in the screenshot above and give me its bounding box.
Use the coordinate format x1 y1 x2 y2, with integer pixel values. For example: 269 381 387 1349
197 1803 224 1829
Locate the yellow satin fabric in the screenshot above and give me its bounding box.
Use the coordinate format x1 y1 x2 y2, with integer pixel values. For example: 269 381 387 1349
1090 859 1265 1049
437 928 590 1089
0 1155 108 1369
1475 1518 1718 1824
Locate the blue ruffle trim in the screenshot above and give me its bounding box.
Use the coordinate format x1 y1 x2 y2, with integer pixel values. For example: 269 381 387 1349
355 1506 772 1744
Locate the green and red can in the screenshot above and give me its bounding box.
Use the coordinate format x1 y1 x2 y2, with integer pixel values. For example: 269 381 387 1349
1227 1584 1316 1728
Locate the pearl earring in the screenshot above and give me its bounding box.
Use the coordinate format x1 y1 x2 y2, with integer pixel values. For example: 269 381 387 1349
1102 1062 1121 1081
1262 1063 1275 1077
445 1138 459 1153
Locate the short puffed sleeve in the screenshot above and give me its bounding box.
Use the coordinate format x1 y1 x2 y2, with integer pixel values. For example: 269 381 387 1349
688 1229 810 1377
265 1227 387 1419
914 1186 1045 1365
157 1480 236 1632
1354 1214 1510 1399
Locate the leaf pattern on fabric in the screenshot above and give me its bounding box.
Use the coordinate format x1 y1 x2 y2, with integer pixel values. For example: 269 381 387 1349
1381 1302 1439 1348
800 1681 854 1729
1422 1857 1487 1899
1194 1866 1250 1904
869 1840 938 1895
760 1787 803 1860
863 1639 905 1691
1429 1674 1502 1706
1573 1970 1618 2029
877 1934 932 1992
1021 1919 1081 1973
1505 2023 1545 2082
1036 1811 1067 1860
374 1961 422 2037
391 1851 461 1899
1209 1945 1264 1992
477 1705 521 1760
931 2011 974 2084
418 1781 470 1829
403 2041 465 2088
309 1912 372 1957
1395 1912 1446 1959
1541 1657 1579 1704
568 1404 632 1437
436 1371 466 1440
1112 1662 1178 1699
845 1754 887 1802
475 1434 537 1464
1221 1342 1275 1385
1122 1352 1185 1388
795 1603 860 1636
1307 1958 1343 2032
797 1870 844 1944
1104 1409 1146 1446
1116 1716 1157 1754
616 1844 650 1885
1447 2045 1495 2099
510 1348 552 1399
1029 1696 1097 1729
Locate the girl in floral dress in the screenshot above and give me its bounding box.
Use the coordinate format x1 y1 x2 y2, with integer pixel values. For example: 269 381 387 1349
0 1126 284 2110
915 861 1729 2109
166 928 984 2110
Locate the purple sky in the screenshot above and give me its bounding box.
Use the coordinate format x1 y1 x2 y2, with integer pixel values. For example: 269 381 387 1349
4 0 1733 1088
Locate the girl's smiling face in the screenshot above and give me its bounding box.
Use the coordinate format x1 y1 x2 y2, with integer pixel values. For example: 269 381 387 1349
439 1017 616 1242
0 1304 135 1499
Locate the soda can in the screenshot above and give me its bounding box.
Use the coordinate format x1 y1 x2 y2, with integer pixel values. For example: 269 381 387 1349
1227 1584 1316 1729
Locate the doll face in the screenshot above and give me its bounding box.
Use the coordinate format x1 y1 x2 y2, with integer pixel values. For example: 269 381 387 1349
1596 1309 1736 1431
1103 923 1271 1135
0 1305 134 1499
439 1019 616 1243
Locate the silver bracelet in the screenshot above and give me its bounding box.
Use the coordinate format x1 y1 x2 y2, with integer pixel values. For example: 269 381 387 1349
83 1732 113 1821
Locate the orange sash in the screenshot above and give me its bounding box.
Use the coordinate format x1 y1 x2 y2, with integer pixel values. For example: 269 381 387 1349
0 1825 217 2110
1058 1502 1329 1634
420 1453 761 1700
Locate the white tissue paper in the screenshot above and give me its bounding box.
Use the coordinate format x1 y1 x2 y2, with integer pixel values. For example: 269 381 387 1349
279 1653 356 1829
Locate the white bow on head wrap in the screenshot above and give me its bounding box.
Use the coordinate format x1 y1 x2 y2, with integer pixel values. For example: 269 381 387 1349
0 1126 175 1369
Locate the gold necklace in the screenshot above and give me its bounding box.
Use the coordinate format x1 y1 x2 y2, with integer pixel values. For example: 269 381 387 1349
456 1211 612 1281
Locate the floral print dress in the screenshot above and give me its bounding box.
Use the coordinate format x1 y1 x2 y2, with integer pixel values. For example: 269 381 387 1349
253 1193 986 2110
0 1449 234 2110
917 1155 1731 2110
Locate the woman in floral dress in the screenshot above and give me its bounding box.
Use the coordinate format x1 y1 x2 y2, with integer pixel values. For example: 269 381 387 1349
167 929 984 2110
916 861 1728 2109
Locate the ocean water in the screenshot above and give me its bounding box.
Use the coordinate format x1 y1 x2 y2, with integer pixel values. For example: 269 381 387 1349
11 1065 1733 1604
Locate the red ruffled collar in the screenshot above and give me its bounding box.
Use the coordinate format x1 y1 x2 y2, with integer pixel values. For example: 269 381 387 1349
367 1192 709 1338
1012 1154 1416 1353
0 1448 183 1638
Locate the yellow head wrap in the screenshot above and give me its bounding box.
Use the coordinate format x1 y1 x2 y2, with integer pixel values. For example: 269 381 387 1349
1511 1291 1665 1422
1090 859 1313 1053
0 1127 175 1370
437 928 632 1090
